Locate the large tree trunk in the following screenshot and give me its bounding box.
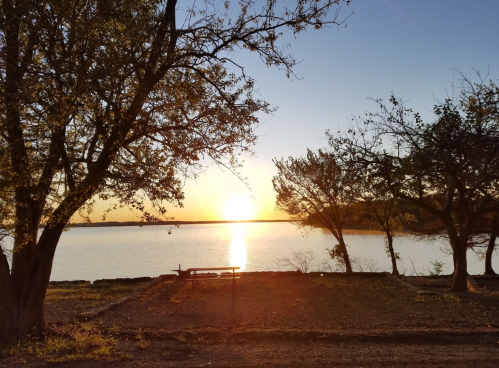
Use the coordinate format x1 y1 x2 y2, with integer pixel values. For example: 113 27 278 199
338 236 352 273
0 224 65 341
386 234 399 276
0 281 47 341
443 219 468 291
327 227 353 273
484 214 498 276
450 236 468 292
0 269 48 341
0 251 18 342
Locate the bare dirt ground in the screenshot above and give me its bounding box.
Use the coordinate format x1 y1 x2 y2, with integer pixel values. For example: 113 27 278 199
2 273 499 367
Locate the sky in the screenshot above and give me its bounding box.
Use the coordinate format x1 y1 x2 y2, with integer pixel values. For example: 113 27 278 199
87 0 499 223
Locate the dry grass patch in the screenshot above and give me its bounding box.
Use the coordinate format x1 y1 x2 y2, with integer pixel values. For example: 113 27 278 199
1 322 127 364
43 280 150 324
46 281 147 304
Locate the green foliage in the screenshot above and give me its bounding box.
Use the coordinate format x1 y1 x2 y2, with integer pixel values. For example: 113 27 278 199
429 261 445 276
327 244 347 265
384 238 400 260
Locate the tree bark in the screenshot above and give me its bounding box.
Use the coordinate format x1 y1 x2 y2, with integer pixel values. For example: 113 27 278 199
0 224 63 341
450 236 468 292
338 236 352 273
0 251 17 342
386 234 399 276
441 218 468 291
484 214 498 276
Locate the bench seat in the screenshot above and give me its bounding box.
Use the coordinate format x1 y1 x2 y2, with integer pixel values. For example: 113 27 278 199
184 277 241 282
177 266 241 289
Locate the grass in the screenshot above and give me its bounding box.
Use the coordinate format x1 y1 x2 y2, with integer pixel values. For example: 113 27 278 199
4 274 499 365
134 331 150 349
2 322 126 363
46 281 147 304
139 279 175 301
0 281 148 363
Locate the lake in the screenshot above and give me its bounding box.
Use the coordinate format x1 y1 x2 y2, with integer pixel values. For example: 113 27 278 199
45 222 497 281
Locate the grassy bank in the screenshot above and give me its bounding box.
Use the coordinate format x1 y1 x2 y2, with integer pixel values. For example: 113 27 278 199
2 274 499 367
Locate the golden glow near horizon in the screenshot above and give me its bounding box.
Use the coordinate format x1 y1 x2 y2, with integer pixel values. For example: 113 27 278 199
229 223 247 271
223 195 254 221
70 165 289 223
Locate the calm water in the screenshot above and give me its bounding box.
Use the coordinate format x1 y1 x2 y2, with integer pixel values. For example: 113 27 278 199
46 222 497 281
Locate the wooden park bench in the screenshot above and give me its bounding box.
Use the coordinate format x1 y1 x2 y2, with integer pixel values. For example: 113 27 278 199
172 265 240 289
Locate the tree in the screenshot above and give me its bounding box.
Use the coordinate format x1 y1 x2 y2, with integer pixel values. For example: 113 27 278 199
273 149 361 272
356 189 415 276
330 78 499 291
469 212 498 275
484 214 498 275
0 0 351 341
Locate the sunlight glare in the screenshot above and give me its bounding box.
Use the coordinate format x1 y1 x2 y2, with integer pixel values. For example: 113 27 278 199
229 223 247 271
224 195 254 221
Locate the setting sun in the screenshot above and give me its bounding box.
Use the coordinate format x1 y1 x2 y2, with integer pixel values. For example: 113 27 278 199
224 195 254 221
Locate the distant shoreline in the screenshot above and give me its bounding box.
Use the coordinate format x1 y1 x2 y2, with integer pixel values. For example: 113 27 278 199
66 221 412 235
68 219 290 228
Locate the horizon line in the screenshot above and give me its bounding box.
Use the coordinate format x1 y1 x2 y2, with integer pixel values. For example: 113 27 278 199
68 219 290 227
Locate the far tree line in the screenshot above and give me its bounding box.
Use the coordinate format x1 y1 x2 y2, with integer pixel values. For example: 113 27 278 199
273 76 499 292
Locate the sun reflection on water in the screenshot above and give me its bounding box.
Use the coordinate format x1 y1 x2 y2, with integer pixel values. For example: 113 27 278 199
229 223 247 271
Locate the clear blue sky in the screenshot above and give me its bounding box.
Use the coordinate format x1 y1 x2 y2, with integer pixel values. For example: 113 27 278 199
100 0 499 222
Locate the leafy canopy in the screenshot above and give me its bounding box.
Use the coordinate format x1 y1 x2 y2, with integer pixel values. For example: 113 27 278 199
0 0 350 229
